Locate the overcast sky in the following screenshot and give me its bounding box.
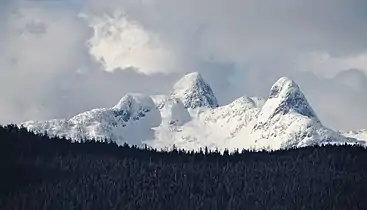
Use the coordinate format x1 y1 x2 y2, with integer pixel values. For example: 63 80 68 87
0 0 367 130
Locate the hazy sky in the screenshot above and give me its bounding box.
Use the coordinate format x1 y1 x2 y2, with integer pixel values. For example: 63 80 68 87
1 0 367 130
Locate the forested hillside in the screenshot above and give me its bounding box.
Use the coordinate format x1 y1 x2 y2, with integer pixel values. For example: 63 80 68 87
0 124 366 210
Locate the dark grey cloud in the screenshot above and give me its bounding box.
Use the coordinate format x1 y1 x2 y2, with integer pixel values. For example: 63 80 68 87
294 70 367 130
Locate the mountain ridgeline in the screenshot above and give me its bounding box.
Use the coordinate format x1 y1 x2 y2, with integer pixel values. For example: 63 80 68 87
0 125 366 210
22 72 366 151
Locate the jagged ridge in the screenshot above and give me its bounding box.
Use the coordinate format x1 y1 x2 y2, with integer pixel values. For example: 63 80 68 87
21 72 364 150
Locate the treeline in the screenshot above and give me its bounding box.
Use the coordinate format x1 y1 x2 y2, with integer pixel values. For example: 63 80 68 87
0 124 366 210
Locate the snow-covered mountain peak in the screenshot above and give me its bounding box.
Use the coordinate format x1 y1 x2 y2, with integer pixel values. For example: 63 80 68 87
113 93 155 110
20 74 364 151
171 72 219 109
269 77 298 98
111 93 159 125
22 93 161 145
258 77 318 123
249 77 355 149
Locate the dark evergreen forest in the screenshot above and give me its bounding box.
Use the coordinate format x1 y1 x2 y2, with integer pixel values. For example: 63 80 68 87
0 124 366 210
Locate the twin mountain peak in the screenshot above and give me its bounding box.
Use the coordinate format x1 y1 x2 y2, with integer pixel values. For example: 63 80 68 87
22 72 363 151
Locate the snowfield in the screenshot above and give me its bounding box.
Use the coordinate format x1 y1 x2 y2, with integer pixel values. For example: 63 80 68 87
22 72 366 151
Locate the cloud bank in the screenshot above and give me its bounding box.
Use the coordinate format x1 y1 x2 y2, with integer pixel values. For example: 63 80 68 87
0 0 367 130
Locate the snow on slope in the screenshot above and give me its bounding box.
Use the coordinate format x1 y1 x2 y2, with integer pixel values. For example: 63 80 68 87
151 95 263 151
171 72 219 109
23 94 161 146
22 72 361 151
249 77 355 150
250 96 266 108
151 95 191 126
200 96 260 138
340 129 367 146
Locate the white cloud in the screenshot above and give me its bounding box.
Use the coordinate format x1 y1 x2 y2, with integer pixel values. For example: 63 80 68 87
85 13 175 74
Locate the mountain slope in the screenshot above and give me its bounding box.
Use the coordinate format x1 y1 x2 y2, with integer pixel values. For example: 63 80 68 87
23 94 161 146
151 95 263 151
340 129 367 145
22 72 361 150
171 72 219 109
249 77 353 149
